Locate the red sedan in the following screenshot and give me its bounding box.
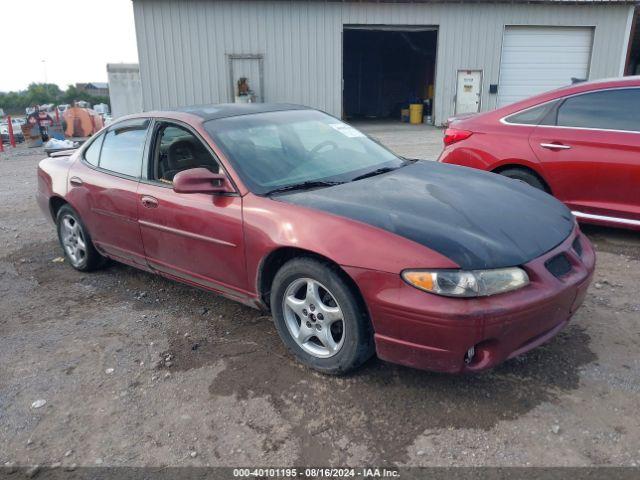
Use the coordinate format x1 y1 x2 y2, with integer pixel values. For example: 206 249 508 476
439 76 640 230
37 104 594 374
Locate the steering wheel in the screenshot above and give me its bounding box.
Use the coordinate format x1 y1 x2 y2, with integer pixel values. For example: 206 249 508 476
309 140 338 158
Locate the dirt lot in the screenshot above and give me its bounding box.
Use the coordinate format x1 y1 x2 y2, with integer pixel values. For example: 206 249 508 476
1 127 639 469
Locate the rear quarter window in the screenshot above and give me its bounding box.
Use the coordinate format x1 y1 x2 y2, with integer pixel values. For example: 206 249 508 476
504 101 560 125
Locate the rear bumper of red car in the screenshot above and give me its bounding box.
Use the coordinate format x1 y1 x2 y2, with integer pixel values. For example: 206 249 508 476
347 226 595 373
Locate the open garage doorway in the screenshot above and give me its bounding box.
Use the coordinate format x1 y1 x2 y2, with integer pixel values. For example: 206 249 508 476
342 26 438 123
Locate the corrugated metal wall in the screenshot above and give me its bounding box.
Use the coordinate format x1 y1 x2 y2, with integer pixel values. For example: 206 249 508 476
107 64 144 118
133 0 633 125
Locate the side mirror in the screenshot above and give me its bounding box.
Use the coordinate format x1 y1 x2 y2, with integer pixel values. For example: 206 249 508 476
172 168 234 194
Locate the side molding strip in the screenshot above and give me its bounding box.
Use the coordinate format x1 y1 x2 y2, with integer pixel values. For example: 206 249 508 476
139 220 237 247
572 211 640 227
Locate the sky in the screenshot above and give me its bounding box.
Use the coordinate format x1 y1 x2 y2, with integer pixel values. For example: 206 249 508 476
0 0 139 92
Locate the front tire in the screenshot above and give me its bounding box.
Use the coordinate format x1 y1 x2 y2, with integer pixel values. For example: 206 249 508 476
56 204 106 272
270 258 374 375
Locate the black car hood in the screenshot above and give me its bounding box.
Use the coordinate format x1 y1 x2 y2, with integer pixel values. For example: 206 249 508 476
276 161 574 270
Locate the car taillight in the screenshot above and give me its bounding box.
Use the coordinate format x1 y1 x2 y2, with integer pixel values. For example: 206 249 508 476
443 128 473 146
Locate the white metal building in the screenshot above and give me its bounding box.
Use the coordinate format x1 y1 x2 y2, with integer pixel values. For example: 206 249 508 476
132 0 637 125
107 63 144 118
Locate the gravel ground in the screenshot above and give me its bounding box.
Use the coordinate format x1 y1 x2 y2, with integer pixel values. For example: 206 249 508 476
1 126 639 468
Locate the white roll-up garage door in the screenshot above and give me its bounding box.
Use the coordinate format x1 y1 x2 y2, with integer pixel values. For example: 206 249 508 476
497 26 594 108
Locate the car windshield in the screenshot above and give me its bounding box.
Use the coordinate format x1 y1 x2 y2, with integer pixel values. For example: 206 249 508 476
205 109 405 194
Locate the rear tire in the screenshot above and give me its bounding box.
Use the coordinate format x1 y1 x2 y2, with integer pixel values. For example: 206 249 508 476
56 204 106 272
498 168 547 192
270 258 374 375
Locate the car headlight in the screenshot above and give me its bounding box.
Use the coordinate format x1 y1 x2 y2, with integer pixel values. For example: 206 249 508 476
402 267 529 297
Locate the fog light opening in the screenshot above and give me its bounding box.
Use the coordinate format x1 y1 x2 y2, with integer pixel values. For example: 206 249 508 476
464 346 476 365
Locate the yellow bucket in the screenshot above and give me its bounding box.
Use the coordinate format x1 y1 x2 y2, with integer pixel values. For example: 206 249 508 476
409 103 423 124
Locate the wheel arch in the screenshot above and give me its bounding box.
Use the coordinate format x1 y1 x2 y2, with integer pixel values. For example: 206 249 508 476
492 163 552 194
257 247 369 316
49 195 68 221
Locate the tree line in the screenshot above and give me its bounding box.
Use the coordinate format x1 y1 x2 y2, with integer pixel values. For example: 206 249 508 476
0 83 110 115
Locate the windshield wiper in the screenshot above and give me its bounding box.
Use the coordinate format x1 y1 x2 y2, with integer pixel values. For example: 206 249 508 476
350 166 399 182
265 180 344 196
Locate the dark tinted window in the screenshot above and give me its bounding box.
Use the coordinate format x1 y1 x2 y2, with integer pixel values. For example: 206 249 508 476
504 101 559 125
556 88 640 132
153 124 219 183
99 120 150 177
83 134 103 166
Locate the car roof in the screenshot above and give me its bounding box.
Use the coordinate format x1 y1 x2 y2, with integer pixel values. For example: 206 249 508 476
525 76 640 106
175 103 310 121
469 76 640 121
116 103 314 125
563 75 640 92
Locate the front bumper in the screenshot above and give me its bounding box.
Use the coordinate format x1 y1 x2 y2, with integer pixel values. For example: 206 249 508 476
346 226 595 373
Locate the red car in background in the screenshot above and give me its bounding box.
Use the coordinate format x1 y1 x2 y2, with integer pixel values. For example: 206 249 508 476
439 77 640 230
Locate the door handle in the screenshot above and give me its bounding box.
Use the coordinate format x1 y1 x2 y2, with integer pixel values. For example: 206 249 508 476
141 195 159 208
69 176 83 186
540 143 571 151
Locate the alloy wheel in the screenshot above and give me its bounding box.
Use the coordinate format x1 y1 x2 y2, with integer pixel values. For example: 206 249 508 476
282 277 345 358
60 214 87 267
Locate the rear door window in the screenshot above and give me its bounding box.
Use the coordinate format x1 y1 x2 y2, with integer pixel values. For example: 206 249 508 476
555 88 640 132
99 119 150 177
